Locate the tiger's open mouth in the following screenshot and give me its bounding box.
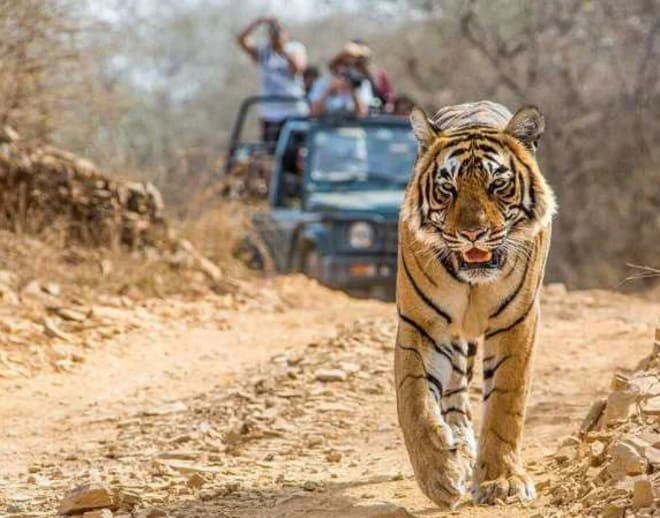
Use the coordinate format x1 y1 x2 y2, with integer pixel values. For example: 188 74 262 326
458 248 506 270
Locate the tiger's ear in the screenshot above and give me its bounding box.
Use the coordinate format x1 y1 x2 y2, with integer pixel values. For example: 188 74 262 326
410 107 439 152
505 106 545 153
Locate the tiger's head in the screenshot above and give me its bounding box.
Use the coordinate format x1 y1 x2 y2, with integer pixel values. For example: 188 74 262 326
401 104 556 284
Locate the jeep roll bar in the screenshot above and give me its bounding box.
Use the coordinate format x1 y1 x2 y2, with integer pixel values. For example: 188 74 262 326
224 95 309 176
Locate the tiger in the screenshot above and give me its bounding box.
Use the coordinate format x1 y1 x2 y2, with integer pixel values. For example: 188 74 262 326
395 101 556 507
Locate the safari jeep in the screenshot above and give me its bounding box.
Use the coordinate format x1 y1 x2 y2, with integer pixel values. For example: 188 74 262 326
252 114 417 299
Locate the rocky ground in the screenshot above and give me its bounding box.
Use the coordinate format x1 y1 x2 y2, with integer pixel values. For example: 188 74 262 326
0 273 658 518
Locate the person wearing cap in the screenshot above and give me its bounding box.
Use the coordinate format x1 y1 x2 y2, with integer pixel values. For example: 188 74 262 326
237 16 308 142
350 39 396 111
308 43 375 118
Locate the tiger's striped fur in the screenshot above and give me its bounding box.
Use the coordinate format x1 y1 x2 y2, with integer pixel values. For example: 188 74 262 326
395 101 556 507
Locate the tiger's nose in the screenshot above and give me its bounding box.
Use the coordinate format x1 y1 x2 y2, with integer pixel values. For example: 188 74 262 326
458 227 488 242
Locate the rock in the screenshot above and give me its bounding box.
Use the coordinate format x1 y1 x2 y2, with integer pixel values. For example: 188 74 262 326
155 459 219 475
326 451 342 463
604 388 639 425
58 482 116 515
609 441 647 476
302 480 323 492
642 396 660 416
590 440 606 466
559 435 581 447
601 502 626 518
43 317 73 341
315 369 347 382
140 401 187 416
351 501 415 517
621 436 650 456
43 282 61 296
580 399 606 435
83 510 114 518
0 283 19 304
138 509 168 518
306 436 324 448
643 446 660 467
639 432 660 448
186 473 207 490
631 479 654 510
554 445 576 464
630 374 660 396
55 307 88 322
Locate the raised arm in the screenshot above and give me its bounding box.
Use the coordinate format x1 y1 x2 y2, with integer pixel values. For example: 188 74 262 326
350 88 368 117
237 17 269 63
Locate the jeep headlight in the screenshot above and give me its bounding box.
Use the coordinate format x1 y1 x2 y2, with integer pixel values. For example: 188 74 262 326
348 222 375 249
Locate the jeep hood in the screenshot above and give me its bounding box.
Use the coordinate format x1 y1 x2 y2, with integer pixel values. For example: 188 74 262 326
306 190 405 215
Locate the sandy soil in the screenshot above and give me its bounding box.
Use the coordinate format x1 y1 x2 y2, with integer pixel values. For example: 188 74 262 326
0 276 658 517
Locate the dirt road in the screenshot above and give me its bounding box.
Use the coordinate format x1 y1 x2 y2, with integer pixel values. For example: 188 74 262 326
0 276 658 517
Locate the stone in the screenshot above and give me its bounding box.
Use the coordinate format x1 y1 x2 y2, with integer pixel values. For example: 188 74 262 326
0 284 19 304
604 389 639 425
43 282 61 297
644 446 660 467
601 502 626 518
351 502 416 517
580 399 606 435
139 509 168 518
140 401 187 416
621 436 650 456
642 396 660 416
186 473 207 490
559 435 581 447
554 445 576 464
326 451 342 463
590 440 606 466
83 510 114 518
639 432 660 448
55 307 88 322
609 441 647 476
43 318 73 341
631 479 654 510
155 460 219 475
58 483 116 515
315 369 347 382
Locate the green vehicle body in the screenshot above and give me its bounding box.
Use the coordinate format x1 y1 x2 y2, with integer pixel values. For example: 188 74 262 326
252 114 417 298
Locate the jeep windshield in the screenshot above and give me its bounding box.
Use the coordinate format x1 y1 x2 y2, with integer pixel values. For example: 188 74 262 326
307 125 416 191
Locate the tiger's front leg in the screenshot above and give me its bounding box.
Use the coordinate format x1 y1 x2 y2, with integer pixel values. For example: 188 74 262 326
472 305 539 504
395 320 476 508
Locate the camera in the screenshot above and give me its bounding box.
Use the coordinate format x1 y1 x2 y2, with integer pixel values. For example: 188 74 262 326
341 69 364 89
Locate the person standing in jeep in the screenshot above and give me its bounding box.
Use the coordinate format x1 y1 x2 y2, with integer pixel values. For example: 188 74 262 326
237 17 308 143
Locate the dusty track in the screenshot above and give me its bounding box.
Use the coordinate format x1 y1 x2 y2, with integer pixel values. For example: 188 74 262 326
0 276 658 517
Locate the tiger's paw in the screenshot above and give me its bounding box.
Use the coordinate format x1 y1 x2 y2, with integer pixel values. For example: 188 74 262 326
412 424 472 508
417 449 472 509
472 472 536 505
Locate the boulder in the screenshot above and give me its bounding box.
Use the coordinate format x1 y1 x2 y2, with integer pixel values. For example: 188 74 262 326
58 483 116 515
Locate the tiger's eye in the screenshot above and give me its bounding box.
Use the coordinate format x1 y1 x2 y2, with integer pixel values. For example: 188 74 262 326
438 181 455 195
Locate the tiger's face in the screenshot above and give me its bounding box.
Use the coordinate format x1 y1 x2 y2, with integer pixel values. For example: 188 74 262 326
404 106 556 284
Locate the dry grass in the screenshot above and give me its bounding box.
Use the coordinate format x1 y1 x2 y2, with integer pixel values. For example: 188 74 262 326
178 199 266 280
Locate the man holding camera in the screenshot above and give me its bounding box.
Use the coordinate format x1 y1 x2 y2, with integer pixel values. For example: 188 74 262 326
237 16 308 142
309 42 375 118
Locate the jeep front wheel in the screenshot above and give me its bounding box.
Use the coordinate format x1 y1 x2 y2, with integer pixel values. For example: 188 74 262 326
302 249 321 279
